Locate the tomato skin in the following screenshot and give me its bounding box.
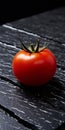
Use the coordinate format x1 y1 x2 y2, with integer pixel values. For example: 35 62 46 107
12 49 56 86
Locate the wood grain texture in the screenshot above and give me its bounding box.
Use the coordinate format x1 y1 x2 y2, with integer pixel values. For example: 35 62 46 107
0 108 29 130
0 6 65 130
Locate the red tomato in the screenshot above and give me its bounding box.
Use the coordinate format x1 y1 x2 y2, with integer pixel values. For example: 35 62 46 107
12 44 56 87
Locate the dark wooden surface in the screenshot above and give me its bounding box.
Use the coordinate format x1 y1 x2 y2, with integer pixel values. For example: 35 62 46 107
0 6 65 130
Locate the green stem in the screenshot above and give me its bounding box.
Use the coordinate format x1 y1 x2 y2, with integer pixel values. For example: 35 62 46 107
39 43 49 52
17 36 49 53
30 44 35 52
35 39 39 52
18 37 32 52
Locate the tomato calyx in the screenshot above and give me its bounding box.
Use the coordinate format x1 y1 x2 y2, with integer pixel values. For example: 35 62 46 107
22 40 40 53
19 38 49 53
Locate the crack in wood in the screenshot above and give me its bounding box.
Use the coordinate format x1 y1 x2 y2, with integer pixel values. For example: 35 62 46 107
3 24 65 46
0 75 20 87
3 24 40 38
0 40 20 50
40 35 64 45
0 104 38 130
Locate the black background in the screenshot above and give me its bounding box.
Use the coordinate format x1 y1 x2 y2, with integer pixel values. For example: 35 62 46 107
0 0 65 24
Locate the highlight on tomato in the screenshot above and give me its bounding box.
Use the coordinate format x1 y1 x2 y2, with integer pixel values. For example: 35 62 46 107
12 40 56 87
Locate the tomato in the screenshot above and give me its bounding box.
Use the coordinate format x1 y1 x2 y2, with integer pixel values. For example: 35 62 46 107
12 41 56 87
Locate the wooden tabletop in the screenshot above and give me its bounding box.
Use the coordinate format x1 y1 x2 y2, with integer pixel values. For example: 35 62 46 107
0 6 65 130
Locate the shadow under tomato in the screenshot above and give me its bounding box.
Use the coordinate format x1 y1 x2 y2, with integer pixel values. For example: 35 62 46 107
55 122 65 130
16 77 65 111
17 77 64 99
